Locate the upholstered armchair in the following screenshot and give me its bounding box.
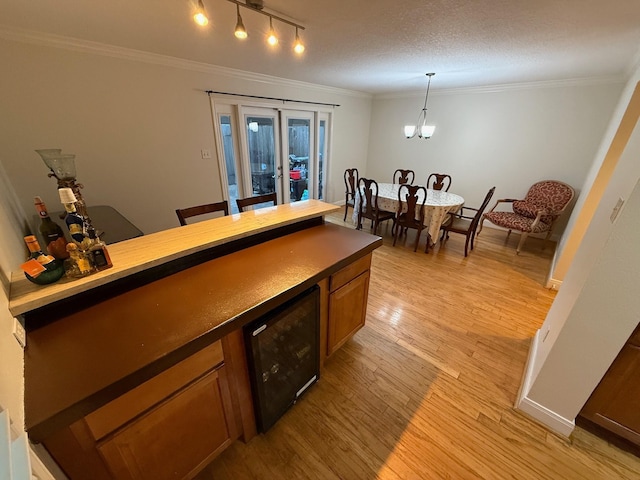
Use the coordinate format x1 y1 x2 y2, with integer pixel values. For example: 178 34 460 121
479 180 575 254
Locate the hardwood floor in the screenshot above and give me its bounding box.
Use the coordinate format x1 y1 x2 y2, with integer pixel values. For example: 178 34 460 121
196 212 640 479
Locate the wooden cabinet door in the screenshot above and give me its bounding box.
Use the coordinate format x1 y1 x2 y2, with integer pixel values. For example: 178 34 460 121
327 270 370 356
581 344 640 445
97 367 234 479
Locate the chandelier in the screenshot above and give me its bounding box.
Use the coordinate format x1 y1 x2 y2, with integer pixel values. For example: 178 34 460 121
404 73 436 139
193 0 305 55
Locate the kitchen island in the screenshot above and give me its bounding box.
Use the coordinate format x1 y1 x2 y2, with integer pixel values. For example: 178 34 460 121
9 200 382 479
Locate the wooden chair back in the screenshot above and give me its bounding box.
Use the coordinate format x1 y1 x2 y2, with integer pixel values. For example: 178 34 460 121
393 184 428 252
427 173 452 191
356 178 395 234
396 184 427 229
175 201 229 226
393 169 415 185
236 192 278 212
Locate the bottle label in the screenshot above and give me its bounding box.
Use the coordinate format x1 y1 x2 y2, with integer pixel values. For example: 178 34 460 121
78 257 92 274
93 250 108 267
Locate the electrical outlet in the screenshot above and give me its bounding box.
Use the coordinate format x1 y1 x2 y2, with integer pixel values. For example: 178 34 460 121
12 318 26 348
201 149 212 159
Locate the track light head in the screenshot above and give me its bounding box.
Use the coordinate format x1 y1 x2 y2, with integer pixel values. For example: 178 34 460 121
234 5 247 38
294 27 305 54
193 0 209 26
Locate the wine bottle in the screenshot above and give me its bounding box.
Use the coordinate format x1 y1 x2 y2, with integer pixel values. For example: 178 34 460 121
34 196 69 259
58 188 86 243
86 226 113 270
20 235 65 284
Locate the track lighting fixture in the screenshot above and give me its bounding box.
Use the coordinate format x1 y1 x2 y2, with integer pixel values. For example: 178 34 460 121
193 0 209 26
192 0 306 55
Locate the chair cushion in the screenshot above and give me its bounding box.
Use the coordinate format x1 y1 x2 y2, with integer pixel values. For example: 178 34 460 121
512 200 553 223
483 212 551 233
524 181 574 213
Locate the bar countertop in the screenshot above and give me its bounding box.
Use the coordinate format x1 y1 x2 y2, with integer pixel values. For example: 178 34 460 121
16 200 383 441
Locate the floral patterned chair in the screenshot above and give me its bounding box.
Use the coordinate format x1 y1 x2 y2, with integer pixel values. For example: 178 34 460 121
478 180 575 254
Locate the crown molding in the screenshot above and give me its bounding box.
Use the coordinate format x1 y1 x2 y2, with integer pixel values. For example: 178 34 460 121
376 75 627 100
0 25 371 99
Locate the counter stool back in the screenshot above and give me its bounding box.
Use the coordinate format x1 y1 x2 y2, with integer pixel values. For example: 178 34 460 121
176 200 229 225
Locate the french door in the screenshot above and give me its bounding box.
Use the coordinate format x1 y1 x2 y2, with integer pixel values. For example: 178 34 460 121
212 100 330 210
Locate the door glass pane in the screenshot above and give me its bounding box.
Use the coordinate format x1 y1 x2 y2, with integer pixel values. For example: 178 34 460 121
246 116 276 208
287 118 310 202
218 115 240 214
318 119 326 200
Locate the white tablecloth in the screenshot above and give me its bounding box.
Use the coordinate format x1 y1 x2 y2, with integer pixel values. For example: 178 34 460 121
353 183 464 243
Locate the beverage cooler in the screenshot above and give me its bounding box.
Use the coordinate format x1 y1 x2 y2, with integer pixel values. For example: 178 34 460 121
244 286 320 432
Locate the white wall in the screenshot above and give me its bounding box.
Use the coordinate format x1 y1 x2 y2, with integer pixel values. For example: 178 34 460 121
368 82 622 236
0 160 29 427
0 35 372 236
517 64 640 433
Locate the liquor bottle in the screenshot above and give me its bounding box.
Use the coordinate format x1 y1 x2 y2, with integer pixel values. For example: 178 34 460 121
20 235 65 285
63 243 94 278
34 196 69 259
58 188 86 243
86 226 113 270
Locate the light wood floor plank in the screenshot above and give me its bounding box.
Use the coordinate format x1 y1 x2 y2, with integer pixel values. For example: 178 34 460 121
196 212 640 479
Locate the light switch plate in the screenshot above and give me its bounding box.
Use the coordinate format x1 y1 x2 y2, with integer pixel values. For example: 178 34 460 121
610 197 625 223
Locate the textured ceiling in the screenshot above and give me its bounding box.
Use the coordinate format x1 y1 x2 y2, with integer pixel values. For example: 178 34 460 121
0 0 639 94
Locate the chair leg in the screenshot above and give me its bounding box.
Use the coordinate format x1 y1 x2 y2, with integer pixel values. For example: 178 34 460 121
464 235 470 257
343 203 348 221
356 214 362 231
413 228 421 252
516 232 529 254
424 234 431 253
393 222 400 246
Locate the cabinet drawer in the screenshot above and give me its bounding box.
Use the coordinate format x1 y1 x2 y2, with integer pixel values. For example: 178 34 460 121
330 254 372 292
85 340 224 441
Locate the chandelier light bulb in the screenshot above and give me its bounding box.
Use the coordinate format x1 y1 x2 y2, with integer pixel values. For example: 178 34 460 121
193 0 209 26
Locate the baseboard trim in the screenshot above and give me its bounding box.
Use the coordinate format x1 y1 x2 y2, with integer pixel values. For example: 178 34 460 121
515 331 575 437
546 277 563 290
517 396 576 437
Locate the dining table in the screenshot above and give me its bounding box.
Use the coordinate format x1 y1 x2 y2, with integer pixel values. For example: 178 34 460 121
352 182 465 247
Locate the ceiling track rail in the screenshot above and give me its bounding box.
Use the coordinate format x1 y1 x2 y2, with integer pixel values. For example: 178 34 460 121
205 90 340 107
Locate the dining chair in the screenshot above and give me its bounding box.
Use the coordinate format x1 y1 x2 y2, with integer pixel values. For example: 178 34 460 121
393 184 428 252
356 178 395 235
479 180 574 254
440 187 495 257
393 169 415 185
343 168 359 221
236 192 278 212
175 200 229 226
427 173 452 192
